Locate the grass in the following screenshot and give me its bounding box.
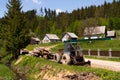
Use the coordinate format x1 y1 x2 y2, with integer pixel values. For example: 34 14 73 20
13 55 120 80
85 55 120 62
50 43 63 52
26 42 60 51
79 40 120 50
26 40 120 51
0 63 15 80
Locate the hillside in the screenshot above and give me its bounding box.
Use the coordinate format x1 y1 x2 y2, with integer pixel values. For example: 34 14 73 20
79 40 120 50
11 55 120 80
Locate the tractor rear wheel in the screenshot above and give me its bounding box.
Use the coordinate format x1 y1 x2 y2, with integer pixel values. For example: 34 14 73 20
61 54 71 64
53 53 60 62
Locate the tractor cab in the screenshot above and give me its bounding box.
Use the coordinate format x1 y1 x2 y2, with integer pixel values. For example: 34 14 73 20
64 39 82 56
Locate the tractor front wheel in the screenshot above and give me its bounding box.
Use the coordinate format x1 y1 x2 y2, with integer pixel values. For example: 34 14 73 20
61 54 71 64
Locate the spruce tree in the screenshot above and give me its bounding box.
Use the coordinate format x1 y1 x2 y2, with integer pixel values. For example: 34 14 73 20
4 0 30 59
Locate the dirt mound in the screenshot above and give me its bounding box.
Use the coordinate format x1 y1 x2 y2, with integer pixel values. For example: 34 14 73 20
65 72 101 80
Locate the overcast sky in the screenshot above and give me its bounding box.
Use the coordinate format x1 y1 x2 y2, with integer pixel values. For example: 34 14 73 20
0 0 113 18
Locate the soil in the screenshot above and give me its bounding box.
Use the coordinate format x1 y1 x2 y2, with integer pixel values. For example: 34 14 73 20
65 72 101 80
33 65 101 80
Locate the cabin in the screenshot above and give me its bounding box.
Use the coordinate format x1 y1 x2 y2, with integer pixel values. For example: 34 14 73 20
84 26 107 39
62 32 78 42
106 31 116 39
30 37 40 44
42 34 60 43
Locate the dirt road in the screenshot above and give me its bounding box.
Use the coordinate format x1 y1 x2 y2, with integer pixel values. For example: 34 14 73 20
85 58 120 72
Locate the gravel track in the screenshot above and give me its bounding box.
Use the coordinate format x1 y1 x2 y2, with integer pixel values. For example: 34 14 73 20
85 58 120 72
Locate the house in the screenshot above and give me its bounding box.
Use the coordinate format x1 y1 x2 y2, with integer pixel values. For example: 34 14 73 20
62 32 78 42
30 37 40 44
84 26 107 39
106 31 116 39
42 34 60 43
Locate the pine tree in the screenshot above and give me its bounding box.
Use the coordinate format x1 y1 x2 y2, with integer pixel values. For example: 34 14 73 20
3 0 30 59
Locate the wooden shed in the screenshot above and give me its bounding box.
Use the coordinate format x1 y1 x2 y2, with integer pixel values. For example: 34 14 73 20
30 37 40 44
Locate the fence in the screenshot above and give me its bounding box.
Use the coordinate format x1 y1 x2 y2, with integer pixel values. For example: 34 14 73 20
83 49 120 58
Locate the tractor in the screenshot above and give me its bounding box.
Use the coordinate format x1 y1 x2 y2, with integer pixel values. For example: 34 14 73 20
53 39 91 66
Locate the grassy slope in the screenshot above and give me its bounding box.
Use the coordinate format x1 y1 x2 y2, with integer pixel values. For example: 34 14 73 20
26 42 60 51
79 40 120 50
26 40 120 51
0 63 15 80
13 55 120 80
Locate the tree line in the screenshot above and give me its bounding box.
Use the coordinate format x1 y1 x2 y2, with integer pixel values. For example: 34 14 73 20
27 0 120 38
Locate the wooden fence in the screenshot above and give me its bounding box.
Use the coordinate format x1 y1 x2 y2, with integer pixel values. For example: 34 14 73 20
83 49 120 57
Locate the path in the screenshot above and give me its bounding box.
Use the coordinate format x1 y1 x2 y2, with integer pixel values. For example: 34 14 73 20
40 44 58 51
85 58 120 72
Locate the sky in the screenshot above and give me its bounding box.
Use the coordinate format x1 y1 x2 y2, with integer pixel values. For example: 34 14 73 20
0 0 113 18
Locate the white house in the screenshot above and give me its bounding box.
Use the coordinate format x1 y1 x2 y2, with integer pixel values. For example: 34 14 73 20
42 34 60 43
106 31 116 39
84 26 106 39
62 32 78 42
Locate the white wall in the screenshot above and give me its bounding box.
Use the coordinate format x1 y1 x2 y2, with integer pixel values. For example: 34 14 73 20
42 36 51 43
84 36 102 39
62 34 70 42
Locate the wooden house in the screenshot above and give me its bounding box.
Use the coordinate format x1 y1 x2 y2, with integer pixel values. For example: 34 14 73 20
84 26 107 39
42 34 60 43
62 32 78 42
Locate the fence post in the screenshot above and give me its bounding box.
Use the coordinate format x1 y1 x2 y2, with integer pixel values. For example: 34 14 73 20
88 49 91 56
98 48 100 57
109 48 112 58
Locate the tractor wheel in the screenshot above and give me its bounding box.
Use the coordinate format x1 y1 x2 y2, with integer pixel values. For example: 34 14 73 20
53 53 60 62
61 54 71 64
43 55 47 59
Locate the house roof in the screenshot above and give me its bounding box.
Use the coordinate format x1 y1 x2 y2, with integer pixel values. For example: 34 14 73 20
46 34 60 40
106 31 115 37
84 26 106 36
31 37 40 41
65 32 78 38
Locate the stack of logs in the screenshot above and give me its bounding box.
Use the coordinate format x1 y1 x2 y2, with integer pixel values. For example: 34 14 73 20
20 47 53 59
